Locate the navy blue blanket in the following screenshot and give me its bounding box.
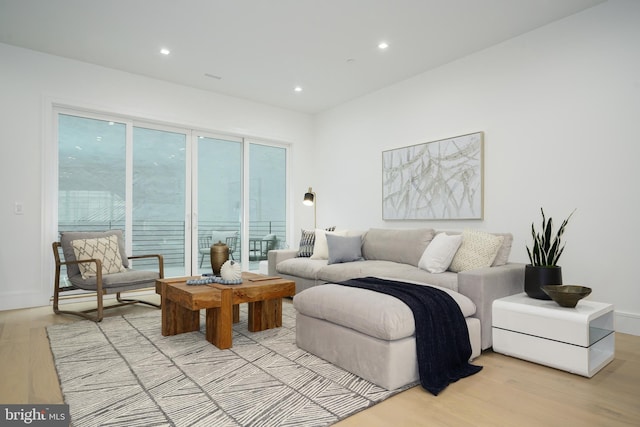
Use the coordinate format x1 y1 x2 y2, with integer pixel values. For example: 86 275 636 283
337 277 482 395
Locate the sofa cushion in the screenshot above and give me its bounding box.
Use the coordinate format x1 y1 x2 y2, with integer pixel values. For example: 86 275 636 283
449 229 504 272
276 257 327 280
293 282 476 341
361 228 435 267
326 233 363 265
418 232 463 273
317 260 459 291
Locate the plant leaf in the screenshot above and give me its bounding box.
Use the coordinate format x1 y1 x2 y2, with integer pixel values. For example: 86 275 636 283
527 208 575 267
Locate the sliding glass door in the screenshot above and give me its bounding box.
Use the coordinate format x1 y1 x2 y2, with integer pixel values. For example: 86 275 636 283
56 109 287 278
247 143 287 269
196 135 242 274
132 126 187 276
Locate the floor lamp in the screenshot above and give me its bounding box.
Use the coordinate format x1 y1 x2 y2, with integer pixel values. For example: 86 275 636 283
303 187 316 229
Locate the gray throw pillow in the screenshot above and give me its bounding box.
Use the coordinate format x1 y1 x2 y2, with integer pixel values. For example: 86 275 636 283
326 234 363 265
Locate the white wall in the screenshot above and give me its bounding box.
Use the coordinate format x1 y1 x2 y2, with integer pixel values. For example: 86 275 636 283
314 0 640 334
0 43 315 311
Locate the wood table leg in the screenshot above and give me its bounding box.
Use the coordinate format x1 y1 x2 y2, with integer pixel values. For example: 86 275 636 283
206 288 233 349
248 298 282 332
162 297 199 336
233 304 240 323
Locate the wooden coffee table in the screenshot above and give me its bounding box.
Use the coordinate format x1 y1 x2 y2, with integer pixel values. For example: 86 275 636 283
155 272 295 349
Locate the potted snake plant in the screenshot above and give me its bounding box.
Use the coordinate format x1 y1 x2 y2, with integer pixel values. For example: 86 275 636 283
525 208 575 299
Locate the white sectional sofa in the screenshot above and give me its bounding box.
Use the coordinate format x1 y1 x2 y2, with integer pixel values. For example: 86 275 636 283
268 228 525 351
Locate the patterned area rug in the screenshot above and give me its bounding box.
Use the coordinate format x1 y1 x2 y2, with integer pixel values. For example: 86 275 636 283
47 302 412 426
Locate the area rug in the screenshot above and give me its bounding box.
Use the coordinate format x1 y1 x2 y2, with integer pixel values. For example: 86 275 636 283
47 302 413 426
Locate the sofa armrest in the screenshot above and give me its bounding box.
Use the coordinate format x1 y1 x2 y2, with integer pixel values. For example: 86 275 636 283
458 262 525 350
268 249 298 276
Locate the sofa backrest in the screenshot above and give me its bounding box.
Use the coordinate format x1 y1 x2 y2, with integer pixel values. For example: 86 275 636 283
362 228 435 267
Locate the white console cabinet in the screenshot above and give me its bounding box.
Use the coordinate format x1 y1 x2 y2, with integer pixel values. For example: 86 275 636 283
492 293 614 377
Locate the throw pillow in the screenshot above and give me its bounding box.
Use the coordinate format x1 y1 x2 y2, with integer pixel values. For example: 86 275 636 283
491 233 513 266
418 233 463 273
310 229 348 260
326 234 364 265
297 226 336 257
71 235 126 279
448 229 504 273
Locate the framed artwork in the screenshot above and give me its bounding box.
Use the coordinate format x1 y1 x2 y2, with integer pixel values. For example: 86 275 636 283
382 132 484 220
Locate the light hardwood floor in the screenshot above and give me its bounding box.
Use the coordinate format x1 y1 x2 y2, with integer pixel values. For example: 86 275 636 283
1 296 639 427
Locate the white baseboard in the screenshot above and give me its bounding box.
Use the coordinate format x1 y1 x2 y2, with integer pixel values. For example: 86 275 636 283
615 310 640 336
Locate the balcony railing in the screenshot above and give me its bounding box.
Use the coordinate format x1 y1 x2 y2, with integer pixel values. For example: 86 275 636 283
57 220 286 271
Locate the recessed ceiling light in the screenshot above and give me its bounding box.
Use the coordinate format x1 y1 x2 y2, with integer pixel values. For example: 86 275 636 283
294 86 303 92
378 42 389 50
160 48 171 55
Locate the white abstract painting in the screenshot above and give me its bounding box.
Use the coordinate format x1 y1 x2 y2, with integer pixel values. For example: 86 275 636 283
382 132 483 220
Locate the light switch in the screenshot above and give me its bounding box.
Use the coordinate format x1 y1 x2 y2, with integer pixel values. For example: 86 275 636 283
14 202 24 215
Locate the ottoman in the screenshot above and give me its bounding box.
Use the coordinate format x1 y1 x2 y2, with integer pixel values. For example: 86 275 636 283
293 282 481 390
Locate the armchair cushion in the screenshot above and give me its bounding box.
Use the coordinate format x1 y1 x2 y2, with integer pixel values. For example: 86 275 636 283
71 235 126 279
68 269 160 293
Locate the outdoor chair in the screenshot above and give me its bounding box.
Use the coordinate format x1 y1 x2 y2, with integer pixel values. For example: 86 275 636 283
52 230 164 322
248 233 277 261
199 231 239 267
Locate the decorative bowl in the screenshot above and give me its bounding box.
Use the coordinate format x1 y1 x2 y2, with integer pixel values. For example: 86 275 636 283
542 285 592 308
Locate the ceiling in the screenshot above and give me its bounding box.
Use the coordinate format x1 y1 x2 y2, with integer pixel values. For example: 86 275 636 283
0 0 605 114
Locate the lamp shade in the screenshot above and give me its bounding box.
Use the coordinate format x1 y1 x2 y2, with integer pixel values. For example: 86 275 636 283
303 187 315 206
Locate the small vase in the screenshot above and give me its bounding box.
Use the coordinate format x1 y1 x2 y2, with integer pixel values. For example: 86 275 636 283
210 241 229 275
524 264 562 300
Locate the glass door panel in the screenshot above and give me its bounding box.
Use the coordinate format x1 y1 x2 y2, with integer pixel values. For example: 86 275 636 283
58 115 126 231
196 136 242 274
57 114 127 284
248 143 286 271
132 127 187 277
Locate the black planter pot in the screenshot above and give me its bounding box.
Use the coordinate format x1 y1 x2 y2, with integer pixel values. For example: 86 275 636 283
524 264 563 300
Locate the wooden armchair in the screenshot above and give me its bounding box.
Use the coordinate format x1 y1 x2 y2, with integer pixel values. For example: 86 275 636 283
52 230 164 322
